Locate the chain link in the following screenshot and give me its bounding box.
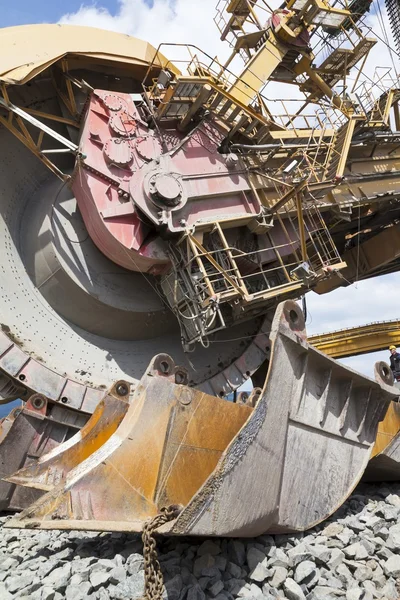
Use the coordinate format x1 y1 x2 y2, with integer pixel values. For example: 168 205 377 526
141 505 182 600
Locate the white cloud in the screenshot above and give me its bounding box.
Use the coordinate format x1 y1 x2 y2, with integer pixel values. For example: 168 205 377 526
60 0 229 64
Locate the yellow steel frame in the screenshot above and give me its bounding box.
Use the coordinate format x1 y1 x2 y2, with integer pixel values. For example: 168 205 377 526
309 320 400 358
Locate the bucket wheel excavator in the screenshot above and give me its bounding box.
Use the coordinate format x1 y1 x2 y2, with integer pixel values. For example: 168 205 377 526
1 0 400 536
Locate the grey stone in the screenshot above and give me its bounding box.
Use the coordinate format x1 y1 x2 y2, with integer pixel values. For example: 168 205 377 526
302 568 321 590
381 579 398 600
193 554 215 578
344 518 365 533
309 545 331 565
40 586 57 600
360 539 375 555
384 555 400 577
6 573 35 593
346 589 363 600
70 572 89 585
343 543 368 560
268 548 289 568
109 566 127 585
322 524 344 538
113 554 125 567
283 577 306 600
17 580 43 597
197 540 221 556
209 580 224 597
65 582 93 600
0 557 19 571
42 563 72 591
376 545 394 560
0 582 12 600
269 566 288 588
225 578 246 595
328 549 345 570
371 571 386 589
197 577 210 591
187 583 206 600
200 566 220 578
37 559 62 579
164 574 182 600
386 494 400 506
361 580 381 599
287 544 311 564
227 561 242 579
311 585 346 598
247 582 264 597
325 576 343 590
336 529 353 546
294 561 316 584
229 541 245 566
376 526 389 541
364 517 385 534
90 570 111 589
249 563 269 582
247 547 266 571
71 557 97 575
113 571 144 599
53 547 74 561
92 558 117 571
377 506 399 521
215 556 227 571
336 564 355 587
353 565 373 582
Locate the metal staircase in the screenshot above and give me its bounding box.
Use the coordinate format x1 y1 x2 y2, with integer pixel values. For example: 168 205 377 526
302 38 377 95
323 118 358 181
154 76 284 141
214 0 261 42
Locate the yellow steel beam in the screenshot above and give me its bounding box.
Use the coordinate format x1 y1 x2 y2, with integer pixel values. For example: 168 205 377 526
309 320 400 358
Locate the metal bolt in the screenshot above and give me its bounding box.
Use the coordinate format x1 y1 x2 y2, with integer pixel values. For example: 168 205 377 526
116 383 129 396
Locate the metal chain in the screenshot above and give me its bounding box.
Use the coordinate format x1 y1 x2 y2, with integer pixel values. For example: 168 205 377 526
141 505 182 600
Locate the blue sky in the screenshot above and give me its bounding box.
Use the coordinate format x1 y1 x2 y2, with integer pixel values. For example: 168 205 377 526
0 0 155 28
1 1 88 27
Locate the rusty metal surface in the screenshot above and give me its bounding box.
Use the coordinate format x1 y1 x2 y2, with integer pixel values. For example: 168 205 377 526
5 382 130 492
364 429 400 481
7 301 398 535
0 396 88 511
8 356 251 529
363 378 400 482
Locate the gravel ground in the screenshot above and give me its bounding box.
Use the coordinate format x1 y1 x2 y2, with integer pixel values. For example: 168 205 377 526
0 483 400 600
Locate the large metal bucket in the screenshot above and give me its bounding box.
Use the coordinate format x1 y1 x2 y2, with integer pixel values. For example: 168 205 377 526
6 301 397 536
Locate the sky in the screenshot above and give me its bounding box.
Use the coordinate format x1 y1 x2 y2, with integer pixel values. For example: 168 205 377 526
0 0 399 402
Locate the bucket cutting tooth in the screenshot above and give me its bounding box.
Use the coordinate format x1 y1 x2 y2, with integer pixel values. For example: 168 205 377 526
4 381 131 492
6 301 397 537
